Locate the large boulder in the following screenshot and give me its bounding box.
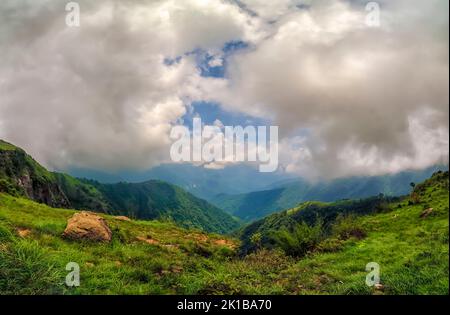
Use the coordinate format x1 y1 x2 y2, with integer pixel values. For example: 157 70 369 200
63 211 112 242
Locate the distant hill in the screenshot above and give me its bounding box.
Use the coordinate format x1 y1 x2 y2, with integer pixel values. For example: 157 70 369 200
212 166 448 222
238 170 449 256
0 140 238 233
68 163 295 200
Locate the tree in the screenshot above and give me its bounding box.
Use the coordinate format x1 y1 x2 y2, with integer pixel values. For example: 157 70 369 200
250 232 262 250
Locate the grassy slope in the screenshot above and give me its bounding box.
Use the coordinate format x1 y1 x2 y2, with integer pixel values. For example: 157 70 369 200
0 172 448 295
0 194 239 294
289 172 449 294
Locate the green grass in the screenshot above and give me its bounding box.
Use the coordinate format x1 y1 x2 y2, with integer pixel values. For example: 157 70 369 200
0 172 448 295
0 140 18 151
278 172 449 295
0 194 239 294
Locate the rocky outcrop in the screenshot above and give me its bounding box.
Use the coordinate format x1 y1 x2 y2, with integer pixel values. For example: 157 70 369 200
0 145 70 208
63 211 112 242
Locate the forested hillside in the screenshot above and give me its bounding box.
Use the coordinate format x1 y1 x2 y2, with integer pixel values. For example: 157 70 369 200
0 140 238 233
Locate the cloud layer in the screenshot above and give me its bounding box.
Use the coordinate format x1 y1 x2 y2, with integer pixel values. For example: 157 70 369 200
0 0 448 178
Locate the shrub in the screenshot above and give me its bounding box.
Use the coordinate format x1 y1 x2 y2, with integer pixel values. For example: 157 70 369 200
250 232 262 249
0 178 21 196
410 192 421 204
243 249 291 273
331 215 367 240
316 238 344 253
270 221 324 257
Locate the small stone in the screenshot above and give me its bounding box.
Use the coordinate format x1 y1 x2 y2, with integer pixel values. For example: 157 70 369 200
419 208 434 219
374 283 385 291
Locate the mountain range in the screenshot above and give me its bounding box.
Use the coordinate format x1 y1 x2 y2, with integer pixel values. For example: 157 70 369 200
212 165 447 222
0 138 448 295
67 163 295 200
0 140 238 233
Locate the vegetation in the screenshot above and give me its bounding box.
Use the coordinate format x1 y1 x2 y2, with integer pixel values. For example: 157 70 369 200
213 166 446 221
0 140 239 234
238 195 397 255
0 171 448 295
85 179 241 233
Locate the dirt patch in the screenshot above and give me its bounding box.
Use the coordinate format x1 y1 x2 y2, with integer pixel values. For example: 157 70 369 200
162 244 179 250
114 216 132 222
193 234 209 242
192 233 236 249
214 239 236 248
17 228 31 238
137 236 159 245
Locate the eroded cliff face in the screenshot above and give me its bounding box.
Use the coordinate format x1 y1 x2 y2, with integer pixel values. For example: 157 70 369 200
0 144 70 208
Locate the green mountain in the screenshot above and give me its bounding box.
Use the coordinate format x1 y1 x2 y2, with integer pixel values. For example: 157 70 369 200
213 166 448 222
83 178 240 233
68 163 294 200
238 171 449 257
0 170 447 294
0 140 238 233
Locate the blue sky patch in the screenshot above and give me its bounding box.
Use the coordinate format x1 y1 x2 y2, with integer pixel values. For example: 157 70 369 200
182 101 269 128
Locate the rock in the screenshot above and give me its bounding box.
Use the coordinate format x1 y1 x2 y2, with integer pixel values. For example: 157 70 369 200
63 211 112 242
419 208 434 219
114 216 131 222
137 236 159 245
374 283 385 291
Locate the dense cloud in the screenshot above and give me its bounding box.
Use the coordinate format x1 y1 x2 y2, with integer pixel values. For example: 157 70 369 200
0 0 253 170
215 0 450 178
0 0 448 178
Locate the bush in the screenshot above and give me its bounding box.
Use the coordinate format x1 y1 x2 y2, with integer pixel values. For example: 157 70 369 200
0 178 21 196
250 232 262 249
270 221 324 257
331 215 367 240
243 249 292 273
410 192 421 204
316 238 344 253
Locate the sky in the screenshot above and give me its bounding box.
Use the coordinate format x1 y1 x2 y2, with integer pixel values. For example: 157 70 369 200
0 0 448 180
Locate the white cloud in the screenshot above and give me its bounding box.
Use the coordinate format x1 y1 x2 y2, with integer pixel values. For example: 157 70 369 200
212 0 449 178
0 0 251 170
0 0 447 178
